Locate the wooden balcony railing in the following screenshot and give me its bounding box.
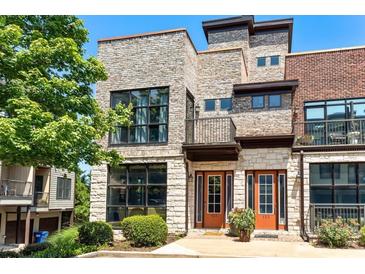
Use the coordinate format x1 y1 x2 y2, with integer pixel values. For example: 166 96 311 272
294 118 365 146
185 117 236 145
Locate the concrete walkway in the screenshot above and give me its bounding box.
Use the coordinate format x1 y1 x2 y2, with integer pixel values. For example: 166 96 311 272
152 235 365 258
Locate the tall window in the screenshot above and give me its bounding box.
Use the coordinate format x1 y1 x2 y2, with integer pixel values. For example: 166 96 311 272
304 98 365 145
56 177 71 200
310 163 365 204
111 87 169 144
107 164 167 224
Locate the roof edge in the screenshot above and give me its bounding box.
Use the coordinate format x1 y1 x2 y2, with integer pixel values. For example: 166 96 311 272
287 45 365 57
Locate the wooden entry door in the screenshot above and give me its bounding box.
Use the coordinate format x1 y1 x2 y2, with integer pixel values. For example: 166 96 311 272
203 172 225 228
254 171 277 230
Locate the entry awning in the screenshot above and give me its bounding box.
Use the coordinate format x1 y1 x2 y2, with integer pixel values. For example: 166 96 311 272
235 135 295 149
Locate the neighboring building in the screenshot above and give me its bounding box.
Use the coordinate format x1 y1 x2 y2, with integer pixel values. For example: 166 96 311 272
0 162 75 244
90 15 365 238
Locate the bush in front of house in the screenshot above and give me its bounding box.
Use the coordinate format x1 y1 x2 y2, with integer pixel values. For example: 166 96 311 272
21 242 51 256
121 215 168 247
0 251 20 258
359 226 365 246
78 221 113 246
317 217 353 248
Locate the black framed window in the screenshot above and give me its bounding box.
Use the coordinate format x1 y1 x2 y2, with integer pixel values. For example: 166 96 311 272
257 57 266 67
310 163 365 204
220 98 232 111
107 164 167 223
270 55 280 66
252 95 264 109
304 97 365 145
56 177 71 200
269 94 281 108
110 87 168 144
205 99 216 111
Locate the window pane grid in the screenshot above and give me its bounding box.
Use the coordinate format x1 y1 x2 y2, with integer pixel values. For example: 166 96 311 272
208 176 221 213
107 164 167 222
310 163 365 204
259 175 273 214
110 88 169 144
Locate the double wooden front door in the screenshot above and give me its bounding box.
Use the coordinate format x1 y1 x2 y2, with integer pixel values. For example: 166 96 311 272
254 171 278 230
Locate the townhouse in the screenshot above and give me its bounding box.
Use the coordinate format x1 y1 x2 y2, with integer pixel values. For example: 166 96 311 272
90 15 365 238
0 163 75 244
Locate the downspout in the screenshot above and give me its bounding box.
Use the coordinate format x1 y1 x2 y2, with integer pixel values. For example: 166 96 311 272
183 151 189 234
299 150 309 241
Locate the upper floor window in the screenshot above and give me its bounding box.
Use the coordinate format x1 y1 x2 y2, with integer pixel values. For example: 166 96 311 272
56 177 71 200
205 99 216 111
305 97 365 121
220 98 232 111
257 55 280 67
257 57 266 67
252 95 265 109
269 94 281 108
110 87 169 145
270 55 280 66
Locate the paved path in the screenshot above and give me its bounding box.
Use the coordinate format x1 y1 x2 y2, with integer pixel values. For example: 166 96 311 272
153 235 365 258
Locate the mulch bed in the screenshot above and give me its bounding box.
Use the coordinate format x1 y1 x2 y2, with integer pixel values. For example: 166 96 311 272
103 235 183 252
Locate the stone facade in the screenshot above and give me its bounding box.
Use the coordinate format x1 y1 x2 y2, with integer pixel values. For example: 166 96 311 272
90 16 365 237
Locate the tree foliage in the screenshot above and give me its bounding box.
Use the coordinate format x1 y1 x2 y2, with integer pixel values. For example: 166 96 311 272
75 173 91 223
0 16 131 171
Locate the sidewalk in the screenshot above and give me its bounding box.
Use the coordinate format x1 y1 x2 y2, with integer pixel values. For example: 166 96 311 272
152 234 365 258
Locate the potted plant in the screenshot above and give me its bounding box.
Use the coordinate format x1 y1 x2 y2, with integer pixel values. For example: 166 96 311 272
228 208 255 242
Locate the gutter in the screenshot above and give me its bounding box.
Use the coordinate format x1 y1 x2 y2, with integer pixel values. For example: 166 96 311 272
299 150 309 241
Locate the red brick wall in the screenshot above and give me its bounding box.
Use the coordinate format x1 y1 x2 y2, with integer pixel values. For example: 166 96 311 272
285 47 365 124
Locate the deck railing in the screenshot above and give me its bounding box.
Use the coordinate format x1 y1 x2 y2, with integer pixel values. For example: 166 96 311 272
33 192 49 207
294 118 365 146
308 203 365 232
185 117 236 145
0 179 33 199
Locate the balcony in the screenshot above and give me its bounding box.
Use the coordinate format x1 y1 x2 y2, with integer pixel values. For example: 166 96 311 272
293 118 365 150
307 203 365 233
33 192 50 208
0 179 33 205
183 117 241 161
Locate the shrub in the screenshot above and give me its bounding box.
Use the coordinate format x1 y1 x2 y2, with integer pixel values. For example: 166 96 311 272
21 242 51 256
317 217 353 248
78 221 113 246
121 215 167 247
359 226 365 246
228 208 256 234
0 251 20 258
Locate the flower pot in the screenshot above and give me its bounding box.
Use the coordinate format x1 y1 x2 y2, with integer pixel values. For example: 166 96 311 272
239 230 251 242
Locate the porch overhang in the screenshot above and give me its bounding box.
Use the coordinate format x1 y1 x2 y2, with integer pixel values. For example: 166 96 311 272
233 79 298 96
235 135 295 149
182 143 241 161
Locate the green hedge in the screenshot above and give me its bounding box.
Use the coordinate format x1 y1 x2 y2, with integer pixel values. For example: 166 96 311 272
78 221 113 246
21 242 51 256
121 215 167 247
0 251 20 258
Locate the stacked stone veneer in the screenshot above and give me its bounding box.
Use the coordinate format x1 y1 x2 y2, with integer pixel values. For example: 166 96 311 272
91 22 295 234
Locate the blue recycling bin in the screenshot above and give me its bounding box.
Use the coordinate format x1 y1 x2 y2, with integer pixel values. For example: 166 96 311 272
34 231 49 243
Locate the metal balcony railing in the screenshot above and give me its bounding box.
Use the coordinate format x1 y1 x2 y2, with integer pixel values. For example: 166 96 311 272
294 118 365 146
33 192 49 207
185 117 236 145
0 179 33 199
308 203 365 233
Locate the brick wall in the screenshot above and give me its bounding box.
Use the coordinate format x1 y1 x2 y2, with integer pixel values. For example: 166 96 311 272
285 47 365 123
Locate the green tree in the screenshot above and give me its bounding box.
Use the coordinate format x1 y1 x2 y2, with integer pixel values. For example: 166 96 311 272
75 173 90 223
0 16 131 171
